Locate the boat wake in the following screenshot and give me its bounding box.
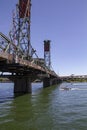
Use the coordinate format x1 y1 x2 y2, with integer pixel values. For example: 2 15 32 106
60 87 87 91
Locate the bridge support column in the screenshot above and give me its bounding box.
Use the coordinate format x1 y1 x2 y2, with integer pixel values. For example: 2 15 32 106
43 78 52 88
52 78 58 85
43 78 60 88
14 77 32 94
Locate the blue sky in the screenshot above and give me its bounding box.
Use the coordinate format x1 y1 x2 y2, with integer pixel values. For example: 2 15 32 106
0 0 87 76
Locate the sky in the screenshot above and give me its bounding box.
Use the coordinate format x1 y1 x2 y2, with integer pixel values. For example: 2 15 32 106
0 0 87 76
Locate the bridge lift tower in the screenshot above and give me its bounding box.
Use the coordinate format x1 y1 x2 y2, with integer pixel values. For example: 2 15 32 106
44 40 51 69
9 0 34 60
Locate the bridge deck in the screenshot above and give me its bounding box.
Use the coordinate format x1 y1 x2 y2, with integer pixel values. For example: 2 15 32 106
0 52 58 78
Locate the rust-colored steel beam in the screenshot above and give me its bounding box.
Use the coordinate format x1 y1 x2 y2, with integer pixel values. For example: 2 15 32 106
0 51 57 78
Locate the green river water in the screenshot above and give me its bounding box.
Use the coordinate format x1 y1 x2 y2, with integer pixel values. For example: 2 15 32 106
0 82 87 130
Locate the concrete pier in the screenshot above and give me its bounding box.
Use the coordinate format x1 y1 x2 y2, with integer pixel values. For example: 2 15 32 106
43 77 59 88
14 77 32 94
43 77 52 88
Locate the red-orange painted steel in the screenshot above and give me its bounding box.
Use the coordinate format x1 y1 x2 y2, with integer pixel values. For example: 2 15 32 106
19 0 30 18
44 42 50 52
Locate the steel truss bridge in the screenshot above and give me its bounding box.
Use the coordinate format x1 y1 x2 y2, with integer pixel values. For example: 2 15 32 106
0 0 59 95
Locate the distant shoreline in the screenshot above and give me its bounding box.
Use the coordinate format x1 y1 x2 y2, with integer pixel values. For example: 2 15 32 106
0 78 12 83
0 80 12 83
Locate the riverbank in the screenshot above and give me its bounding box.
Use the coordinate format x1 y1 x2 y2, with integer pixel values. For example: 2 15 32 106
0 78 12 83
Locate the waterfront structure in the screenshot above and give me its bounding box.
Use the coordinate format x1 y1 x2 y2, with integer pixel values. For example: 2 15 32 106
0 0 59 94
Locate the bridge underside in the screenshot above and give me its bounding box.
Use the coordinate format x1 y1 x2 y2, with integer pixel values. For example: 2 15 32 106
0 52 43 75
0 52 59 95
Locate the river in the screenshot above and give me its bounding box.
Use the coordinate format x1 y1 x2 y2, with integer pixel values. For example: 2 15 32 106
0 82 87 130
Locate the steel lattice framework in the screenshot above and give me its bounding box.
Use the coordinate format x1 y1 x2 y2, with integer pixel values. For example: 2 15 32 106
9 0 35 60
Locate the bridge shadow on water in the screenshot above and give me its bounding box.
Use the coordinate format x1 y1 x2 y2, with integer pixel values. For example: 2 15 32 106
14 82 59 97
0 82 60 100
0 82 63 130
